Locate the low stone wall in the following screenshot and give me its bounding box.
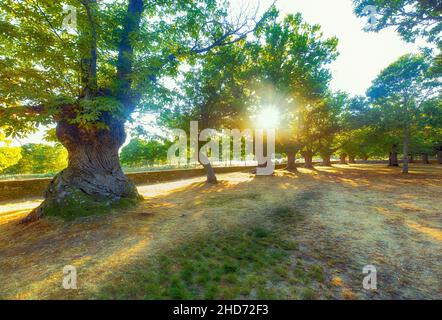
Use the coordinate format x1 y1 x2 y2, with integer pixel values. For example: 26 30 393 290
0 178 53 202
0 164 286 202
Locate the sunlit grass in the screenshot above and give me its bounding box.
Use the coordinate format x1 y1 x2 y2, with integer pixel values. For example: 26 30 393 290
95 226 300 299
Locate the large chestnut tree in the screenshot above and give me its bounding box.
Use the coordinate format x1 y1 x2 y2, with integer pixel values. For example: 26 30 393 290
0 0 270 221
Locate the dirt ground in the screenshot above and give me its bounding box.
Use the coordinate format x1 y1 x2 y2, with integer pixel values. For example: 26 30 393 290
0 164 441 299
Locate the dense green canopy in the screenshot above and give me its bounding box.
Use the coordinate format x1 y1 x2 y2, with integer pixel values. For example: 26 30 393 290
0 0 271 136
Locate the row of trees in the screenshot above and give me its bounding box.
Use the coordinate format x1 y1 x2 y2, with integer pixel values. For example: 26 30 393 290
0 142 68 175
0 132 21 173
158 7 441 178
0 0 440 221
120 138 171 167
0 131 68 175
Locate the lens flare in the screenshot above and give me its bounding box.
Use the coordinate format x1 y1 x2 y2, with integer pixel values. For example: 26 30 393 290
256 107 280 129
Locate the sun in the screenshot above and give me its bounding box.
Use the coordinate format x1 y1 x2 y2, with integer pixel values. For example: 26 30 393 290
256 106 280 129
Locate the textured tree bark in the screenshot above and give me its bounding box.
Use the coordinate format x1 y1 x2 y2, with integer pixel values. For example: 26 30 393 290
402 131 410 174
286 151 297 171
438 150 442 164
302 151 314 169
389 152 399 166
348 155 356 164
340 153 347 165
21 118 140 223
422 153 430 164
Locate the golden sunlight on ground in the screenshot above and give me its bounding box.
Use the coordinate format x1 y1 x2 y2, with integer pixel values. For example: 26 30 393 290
0 164 441 299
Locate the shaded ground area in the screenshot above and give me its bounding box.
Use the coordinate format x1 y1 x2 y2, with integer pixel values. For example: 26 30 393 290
0 164 441 299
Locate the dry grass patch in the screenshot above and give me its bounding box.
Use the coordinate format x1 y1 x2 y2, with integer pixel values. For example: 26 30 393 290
0 164 441 299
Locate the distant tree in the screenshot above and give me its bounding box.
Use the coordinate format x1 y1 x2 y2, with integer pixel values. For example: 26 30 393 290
317 92 354 166
251 11 338 170
367 53 441 173
419 96 442 163
120 138 170 167
334 96 393 163
160 41 252 183
0 130 22 173
6 143 68 174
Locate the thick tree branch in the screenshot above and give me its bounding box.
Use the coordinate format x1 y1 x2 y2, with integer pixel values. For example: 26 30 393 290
79 0 98 98
116 0 144 111
123 1 275 115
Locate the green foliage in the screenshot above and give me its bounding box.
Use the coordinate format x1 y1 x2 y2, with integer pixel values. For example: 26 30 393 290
120 138 170 167
0 146 21 173
368 54 436 102
251 11 339 154
160 8 339 162
253 11 338 103
0 0 272 136
353 0 442 43
5 143 68 174
313 92 353 157
73 97 124 128
0 129 22 172
367 54 441 151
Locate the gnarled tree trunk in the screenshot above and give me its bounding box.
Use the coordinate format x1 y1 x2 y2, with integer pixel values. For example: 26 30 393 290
348 155 356 164
389 151 399 166
340 153 347 165
321 153 332 166
21 118 140 223
286 151 297 171
302 150 314 169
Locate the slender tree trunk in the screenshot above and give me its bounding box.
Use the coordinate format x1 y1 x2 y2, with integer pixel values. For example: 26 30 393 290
438 150 442 164
348 155 356 164
340 153 347 165
402 131 410 174
22 118 140 223
422 153 430 164
362 155 369 161
199 102 218 183
302 151 314 169
286 151 297 172
408 154 414 163
199 152 218 184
